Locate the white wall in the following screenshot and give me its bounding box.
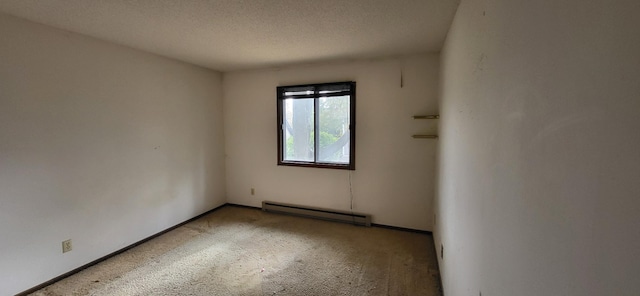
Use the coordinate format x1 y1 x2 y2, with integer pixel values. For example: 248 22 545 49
436 0 640 295
224 55 439 231
0 13 225 295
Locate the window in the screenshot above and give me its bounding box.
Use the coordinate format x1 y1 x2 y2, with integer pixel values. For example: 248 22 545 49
277 81 356 170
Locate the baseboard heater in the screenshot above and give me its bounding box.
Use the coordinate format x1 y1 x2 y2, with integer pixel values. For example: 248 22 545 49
262 201 371 227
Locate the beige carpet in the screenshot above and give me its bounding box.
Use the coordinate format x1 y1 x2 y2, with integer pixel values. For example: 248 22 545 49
31 205 442 296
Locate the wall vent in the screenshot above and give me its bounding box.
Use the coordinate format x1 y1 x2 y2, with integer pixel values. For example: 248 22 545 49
262 201 371 227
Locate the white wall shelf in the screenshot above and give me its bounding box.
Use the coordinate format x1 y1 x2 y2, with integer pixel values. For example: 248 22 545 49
412 115 439 139
412 115 440 119
412 135 439 139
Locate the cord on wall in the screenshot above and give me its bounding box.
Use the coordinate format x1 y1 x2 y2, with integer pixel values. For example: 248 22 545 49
349 170 355 225
349 171 355 210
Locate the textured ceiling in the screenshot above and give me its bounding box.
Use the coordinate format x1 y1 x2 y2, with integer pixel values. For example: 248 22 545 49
0 0 460 71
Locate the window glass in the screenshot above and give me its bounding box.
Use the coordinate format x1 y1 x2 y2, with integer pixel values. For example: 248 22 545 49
277 81 355 170
318 95 350 164
283 98 314 162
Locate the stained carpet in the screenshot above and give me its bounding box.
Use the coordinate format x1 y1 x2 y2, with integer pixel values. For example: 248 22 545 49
30 205 442 296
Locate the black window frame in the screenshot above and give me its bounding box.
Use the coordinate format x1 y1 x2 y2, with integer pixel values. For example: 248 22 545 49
277 81 356 170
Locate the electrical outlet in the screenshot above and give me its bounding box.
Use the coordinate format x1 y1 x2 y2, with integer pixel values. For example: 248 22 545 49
62 239 72 253
251 188 255 195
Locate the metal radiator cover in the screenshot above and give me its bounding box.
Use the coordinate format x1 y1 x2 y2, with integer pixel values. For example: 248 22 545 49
262 201 371 227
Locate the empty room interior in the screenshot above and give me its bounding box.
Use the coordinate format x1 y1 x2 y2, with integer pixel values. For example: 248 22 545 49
1 0 639 295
